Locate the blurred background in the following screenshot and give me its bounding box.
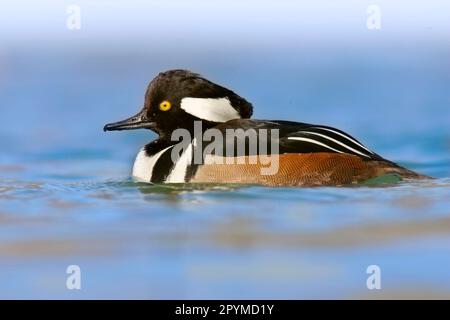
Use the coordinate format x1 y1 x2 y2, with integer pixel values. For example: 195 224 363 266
0 0 449 299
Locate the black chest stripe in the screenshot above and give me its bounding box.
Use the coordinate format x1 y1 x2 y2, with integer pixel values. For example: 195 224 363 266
150 146 176 183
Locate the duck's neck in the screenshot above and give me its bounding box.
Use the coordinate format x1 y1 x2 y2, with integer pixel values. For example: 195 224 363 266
144 121 220 156
144 138 174 157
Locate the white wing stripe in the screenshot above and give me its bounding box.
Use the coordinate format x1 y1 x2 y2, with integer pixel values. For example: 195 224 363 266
310 127 374 154
301 131 371 158
287 137 344 154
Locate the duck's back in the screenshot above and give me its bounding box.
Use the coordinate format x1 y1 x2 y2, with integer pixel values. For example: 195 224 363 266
133 119 428 186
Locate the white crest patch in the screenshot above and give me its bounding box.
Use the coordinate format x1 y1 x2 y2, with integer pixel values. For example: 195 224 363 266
180 97 241 122
132 146 172 182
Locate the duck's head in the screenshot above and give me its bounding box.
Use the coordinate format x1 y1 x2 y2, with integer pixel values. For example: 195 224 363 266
104 69 253 138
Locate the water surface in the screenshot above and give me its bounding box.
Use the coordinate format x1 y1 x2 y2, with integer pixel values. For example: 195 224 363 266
1 46 449 299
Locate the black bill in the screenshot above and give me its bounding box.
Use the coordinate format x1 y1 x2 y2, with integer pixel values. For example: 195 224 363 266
103 109 155 132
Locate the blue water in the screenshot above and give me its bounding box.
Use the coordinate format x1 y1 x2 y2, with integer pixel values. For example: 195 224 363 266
1 45 450 299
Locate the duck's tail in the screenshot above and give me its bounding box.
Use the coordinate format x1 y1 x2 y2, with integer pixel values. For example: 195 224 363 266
381 162 432 180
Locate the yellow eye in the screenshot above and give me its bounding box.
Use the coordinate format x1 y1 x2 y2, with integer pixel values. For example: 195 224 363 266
159 100 172 111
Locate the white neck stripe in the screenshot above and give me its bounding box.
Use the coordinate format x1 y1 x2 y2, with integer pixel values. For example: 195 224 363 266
165 139 196 183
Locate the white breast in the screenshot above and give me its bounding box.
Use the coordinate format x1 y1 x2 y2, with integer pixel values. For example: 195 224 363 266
131 146 172 182
165 138 196 183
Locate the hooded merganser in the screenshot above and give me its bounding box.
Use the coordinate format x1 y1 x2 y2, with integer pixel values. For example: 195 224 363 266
104 69 428 186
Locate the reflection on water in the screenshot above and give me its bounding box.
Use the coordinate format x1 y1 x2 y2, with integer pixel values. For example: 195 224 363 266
1 174 450 299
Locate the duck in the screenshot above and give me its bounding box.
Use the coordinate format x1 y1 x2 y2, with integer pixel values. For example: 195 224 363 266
104 69 428 186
